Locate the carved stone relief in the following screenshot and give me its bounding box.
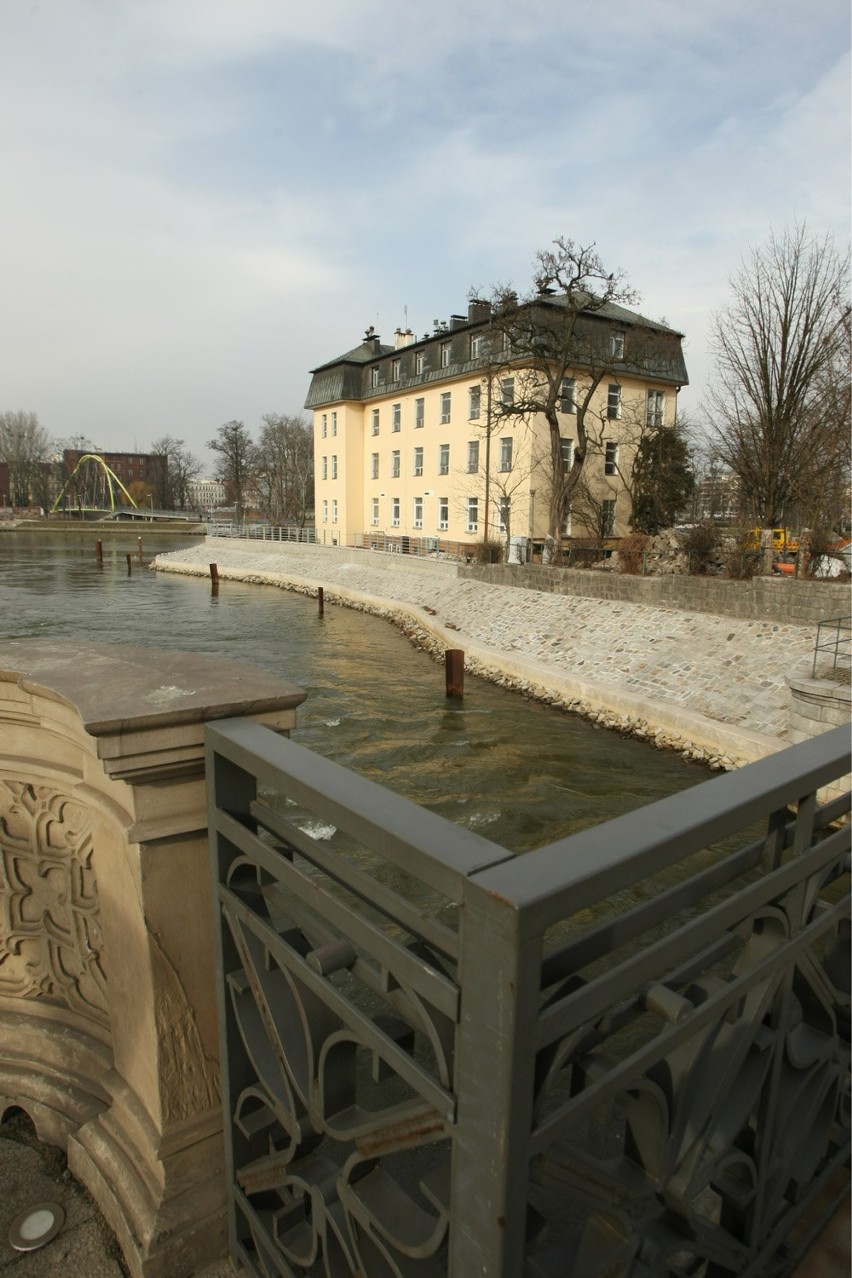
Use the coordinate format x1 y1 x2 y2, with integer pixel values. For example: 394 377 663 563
0 780 108 1026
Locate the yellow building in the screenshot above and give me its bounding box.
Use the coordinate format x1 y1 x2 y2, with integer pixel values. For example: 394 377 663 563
305 295 688 553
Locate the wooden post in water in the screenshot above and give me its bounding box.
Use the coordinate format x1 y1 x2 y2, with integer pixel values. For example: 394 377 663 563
137 537 143 563
445 649 464 698
318 587 324 617
125 553 132 575
210 563 219 595
96 540 103 562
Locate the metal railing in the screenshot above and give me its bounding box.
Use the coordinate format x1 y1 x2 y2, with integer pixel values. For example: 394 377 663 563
207 721 851 1277
207 521 319 543
812 615 852 679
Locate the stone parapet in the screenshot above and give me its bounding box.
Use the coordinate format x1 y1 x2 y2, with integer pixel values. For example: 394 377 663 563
0 641 305 1278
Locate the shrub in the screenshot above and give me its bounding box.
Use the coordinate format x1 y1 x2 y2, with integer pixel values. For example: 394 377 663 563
475 539 504 564
677 523 720 575
722 526 763 579
618 531 651 575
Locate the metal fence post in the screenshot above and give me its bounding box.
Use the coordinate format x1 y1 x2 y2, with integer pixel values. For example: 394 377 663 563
449 880 541 1276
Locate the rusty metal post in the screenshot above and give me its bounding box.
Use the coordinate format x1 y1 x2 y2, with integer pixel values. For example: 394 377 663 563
318 587 324 617
445 648 464 698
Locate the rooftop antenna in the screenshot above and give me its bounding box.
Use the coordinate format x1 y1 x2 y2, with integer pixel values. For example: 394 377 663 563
404 304 408 330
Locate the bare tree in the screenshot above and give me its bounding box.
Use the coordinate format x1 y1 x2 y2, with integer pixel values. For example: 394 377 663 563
151 436 200 509
473 237 685 553
208 421 256 521
708 224 851 527
0 411 53 507
255 414 314 526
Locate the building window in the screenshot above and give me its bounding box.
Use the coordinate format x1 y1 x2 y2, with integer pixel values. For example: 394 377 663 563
415 350 425 375
371 408 380 435
498 496 510 533
415 398 425 428
392 403 401 432
413 496 423 528
391 450 400 478
468 386 481 419
438 443 449 475
561 504 572 537
467 440 480 473
440 391 451 424
604 441 618 475
440 342 451 368
371 367 380 388
322 500 328 523
392 358 401 381
331 455 338 479
371 452 379 479
560 378 576 414
391 496 400 527
321 456 327 480
501 377 514 407
438 497 449 531
371 497 379 525
560 437 574 472
607 384 621 420
499 437 513 471
602 499 616 536
470 333 484 359
331 411 337 436
321 413 327 438
466 497 479 533
331 499 338 524
610 332 625 359
646 389 665 427
413 446 423 476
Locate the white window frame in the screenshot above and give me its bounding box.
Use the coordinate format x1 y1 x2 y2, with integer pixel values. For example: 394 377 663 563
466 497 479 533
331 454 338 479
414 397 425 428
331 411 337 436
607 384 621 420
322 499 328 523
392 358 401 381
560 377 576 414
604 441 618 475
560 437 574 473
413 446 423 477
646 389 665 428
438 497 449 531
391 450 400 479
440 342 451 368
371 408 380 435
370 452 379 480
392 402 401 432
391 496 400 527
501 377 514 407
415 350 425 374
371 497 380 525
610 332 625 359
413 496 423 529
499 437 513 472
467 440 479 473
470 333 484 359
331 499 338 524
438 443 449 475
321 456 328 480
371 367 380 388
321 413 327 438
498 496 510 533
468 385 481 419
440 391 451 424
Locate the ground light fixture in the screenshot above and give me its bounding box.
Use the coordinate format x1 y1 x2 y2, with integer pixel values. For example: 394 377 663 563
7 1201 65 1251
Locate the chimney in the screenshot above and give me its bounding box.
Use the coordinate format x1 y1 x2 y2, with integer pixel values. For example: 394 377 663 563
468 299 492 323
450 314 466 330
394 328 415 349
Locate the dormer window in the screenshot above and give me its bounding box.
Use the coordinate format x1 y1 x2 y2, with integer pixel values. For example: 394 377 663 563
371 366 380 388
440 342 451 368
415 350 426 375
470 333 484 359
610 332 625 359
392 358 401 381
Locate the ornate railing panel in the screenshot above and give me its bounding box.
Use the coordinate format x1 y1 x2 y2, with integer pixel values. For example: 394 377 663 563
207 720 850 1277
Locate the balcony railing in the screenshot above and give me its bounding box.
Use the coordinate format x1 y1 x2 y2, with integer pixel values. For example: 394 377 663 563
207 719 850 1277
812 614 852 679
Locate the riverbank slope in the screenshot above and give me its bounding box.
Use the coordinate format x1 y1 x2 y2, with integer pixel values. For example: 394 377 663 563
152 540 821 768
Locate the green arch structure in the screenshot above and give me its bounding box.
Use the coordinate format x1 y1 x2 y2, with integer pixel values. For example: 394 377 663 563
51 454 139 514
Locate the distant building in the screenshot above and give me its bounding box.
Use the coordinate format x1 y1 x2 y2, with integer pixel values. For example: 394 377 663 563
186 477 227 510
306 293 688 549
62 449 157 493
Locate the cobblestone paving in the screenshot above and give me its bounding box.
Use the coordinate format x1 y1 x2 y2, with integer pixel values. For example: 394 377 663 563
155 544 818 739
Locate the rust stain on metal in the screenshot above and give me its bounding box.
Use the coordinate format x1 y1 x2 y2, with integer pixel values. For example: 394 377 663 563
356 1112 445 1158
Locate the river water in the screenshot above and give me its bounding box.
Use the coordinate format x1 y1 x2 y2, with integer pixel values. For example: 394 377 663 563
0 531 711 852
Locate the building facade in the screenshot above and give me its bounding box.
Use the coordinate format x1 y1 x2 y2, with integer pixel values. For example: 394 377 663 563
305 296 688 550
186 477 227 511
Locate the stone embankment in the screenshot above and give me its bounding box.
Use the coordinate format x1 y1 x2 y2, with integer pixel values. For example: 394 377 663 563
152 541 829 770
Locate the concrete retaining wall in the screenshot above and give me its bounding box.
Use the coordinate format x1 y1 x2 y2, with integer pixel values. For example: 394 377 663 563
459 562 850 626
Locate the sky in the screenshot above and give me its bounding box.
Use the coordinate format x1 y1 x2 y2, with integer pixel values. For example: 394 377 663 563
1 0 849 471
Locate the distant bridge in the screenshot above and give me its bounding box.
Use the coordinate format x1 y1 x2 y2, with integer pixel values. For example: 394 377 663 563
52 453 138 515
